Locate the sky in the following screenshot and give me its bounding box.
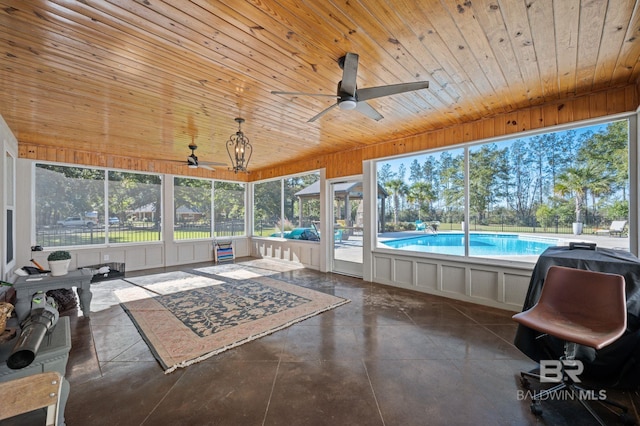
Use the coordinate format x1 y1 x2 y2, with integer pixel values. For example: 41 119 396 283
377 121 612 177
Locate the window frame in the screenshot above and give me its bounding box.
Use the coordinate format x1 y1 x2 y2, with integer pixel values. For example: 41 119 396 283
251 170 321 239
373 113 636 261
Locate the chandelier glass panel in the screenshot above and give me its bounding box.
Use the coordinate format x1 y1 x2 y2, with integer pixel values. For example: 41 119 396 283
226 118 252 173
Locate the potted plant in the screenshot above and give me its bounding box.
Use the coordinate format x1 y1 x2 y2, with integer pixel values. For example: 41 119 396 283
47 250 71 276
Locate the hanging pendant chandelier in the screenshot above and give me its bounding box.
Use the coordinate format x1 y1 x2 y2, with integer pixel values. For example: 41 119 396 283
225 117 252 173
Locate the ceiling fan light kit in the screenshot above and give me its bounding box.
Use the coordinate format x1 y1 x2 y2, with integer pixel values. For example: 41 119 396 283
172 142 225 171
271 52 429 122
226 117 253 173
339 99 357 110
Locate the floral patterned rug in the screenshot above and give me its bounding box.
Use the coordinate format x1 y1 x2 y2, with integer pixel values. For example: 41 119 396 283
120 269 349 373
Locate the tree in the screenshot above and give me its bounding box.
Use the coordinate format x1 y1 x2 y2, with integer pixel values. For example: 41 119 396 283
397 164 407 181
535 204 555 230
254 180 281 223
174 178 212 224
579 120 628 200
407 182 435 220
109 171 162 223
438 151 464 222
469 144 508 223
214 181 245 221
385 178 408 224
36 165 105 226
554 166 593 223
377 163 395 185
507 140 537 225
409 159 424 183
283 173 319 224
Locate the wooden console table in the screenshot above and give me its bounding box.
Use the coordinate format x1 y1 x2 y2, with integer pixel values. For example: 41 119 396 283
13 269 93 321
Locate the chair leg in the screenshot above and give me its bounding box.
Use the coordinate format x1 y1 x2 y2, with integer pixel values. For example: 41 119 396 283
528 383 567 417
571 383 635 425
520 368 541 388
567 383 608 426
532 382 567 400
520 342 635 424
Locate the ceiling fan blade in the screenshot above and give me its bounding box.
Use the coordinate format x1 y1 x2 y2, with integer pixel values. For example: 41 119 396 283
357 81 430 101
340 53 359 96
308 103 339 122
271 90 337 98
199 160 226 166
355 101 384 121
200 165 215 171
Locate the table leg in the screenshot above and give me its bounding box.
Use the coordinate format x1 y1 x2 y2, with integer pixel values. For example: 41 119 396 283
59 377 69 426
76 287 92 318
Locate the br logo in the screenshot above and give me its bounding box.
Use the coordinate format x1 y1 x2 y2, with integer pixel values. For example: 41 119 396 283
540 359 584 383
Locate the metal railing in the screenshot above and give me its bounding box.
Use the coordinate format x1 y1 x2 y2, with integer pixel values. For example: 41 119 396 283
36 221 160 248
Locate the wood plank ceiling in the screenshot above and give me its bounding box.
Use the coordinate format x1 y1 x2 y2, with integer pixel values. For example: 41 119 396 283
1 0 639 177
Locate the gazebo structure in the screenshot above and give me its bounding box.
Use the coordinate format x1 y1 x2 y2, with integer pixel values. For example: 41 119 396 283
294 181 389 233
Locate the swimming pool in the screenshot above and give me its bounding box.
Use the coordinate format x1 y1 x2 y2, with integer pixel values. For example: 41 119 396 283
380 233 559 256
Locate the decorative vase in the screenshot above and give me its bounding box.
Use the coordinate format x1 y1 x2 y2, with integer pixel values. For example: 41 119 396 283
49 259 71 276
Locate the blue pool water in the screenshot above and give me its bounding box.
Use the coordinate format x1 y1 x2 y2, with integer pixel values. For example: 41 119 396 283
381 233 559 256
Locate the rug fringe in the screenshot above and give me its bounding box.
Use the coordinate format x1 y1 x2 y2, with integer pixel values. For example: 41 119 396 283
163 298 350 374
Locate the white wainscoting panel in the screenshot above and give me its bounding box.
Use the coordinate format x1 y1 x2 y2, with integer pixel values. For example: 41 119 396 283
441 265 466 295
251 238 321 270
416 261 438 291
372 252 533 311
470 269 499 301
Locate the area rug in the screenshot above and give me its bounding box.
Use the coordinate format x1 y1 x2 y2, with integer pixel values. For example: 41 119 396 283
120 273 349 373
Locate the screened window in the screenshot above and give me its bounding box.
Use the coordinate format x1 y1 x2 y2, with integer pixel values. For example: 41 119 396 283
108 171 162 243
174 178 212 240
377 149 464 234
253 180 282 237
214 181 246 237
35 165 162 247
284 174 320 228
376 119 631 259
253 172 320 238
35 165 106 247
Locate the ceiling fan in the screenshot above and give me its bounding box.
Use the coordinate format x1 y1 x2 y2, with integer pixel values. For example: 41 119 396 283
175 143 226 171
271 52 429 122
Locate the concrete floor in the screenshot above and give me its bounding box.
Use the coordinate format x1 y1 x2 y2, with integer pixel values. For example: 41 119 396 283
3 257 640 425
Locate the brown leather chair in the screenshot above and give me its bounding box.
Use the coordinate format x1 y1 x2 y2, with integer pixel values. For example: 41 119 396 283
512 265 631 425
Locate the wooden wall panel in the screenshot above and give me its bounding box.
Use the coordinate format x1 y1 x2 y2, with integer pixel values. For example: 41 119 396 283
19 85 638 182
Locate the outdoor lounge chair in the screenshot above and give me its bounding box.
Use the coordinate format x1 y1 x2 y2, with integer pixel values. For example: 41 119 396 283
596 220 627 237
416 220 438 234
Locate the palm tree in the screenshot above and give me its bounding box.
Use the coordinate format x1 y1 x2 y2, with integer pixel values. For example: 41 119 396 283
407 182 435 220
554 166 594 224
585 164 613 226
385 178 408 224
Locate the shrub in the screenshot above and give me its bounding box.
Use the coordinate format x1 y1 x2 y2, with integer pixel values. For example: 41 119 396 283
47 250 71 261
276 218 294 232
